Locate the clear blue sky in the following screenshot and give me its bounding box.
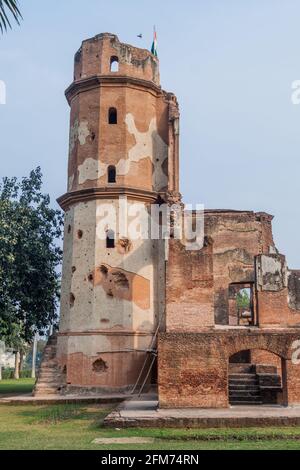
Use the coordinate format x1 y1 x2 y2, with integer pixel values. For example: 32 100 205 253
0 0 299 267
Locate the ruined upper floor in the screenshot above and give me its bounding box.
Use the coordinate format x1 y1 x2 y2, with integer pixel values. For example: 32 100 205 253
70 33 160 89
166 209 300 331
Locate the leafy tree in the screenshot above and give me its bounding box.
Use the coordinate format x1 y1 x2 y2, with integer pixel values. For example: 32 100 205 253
0 0 22 33
0 168 63 346
236 289 251 310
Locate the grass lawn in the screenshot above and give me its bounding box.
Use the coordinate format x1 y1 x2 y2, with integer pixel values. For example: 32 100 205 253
0 403 300 450
0 379 35 396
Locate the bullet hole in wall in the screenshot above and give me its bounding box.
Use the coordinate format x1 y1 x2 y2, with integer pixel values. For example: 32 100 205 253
70 293 75 308
117 237 132 254
68 225 72 234
112 271 130 289
72 266 77 274
92 358 108 373
77 230 83 239
100 265 108 276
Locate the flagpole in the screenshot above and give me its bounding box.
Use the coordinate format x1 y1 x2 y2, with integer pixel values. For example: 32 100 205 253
151 25 158 57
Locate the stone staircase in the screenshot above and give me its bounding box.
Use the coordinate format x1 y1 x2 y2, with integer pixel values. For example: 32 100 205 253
229 375 263 406
33 335 64 396
229 364 282 406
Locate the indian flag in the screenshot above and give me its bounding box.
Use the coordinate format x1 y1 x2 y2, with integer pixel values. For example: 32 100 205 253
151 27 158 57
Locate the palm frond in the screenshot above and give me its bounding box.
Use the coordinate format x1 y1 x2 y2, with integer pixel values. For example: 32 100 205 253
0 0 22 34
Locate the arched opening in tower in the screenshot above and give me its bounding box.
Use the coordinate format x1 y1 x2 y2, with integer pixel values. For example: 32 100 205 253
106 229 115 249
110 56 119 72
108 165 116 183
108 107 117 125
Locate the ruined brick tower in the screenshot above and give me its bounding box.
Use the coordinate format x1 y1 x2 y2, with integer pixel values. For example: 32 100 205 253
35 32 300 407
54 33 180 392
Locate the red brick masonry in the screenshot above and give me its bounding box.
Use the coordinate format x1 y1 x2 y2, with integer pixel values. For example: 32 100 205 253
158 329 300 408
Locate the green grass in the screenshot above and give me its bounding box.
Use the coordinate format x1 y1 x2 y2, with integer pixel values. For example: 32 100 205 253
0 379 35 396
0 403 300 450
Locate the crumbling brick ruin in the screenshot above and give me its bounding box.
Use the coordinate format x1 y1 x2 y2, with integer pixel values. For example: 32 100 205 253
35 33 300 407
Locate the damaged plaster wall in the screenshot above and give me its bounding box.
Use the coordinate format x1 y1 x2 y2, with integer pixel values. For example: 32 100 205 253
257 254 288 292
204 211 273 325
288 271 300 311
57 32 176 390
71 113 168 191
59 199 157 334
256 254 300 326
57 198 163 388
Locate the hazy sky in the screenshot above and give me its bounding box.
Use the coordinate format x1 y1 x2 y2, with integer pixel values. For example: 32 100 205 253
0 0 299 266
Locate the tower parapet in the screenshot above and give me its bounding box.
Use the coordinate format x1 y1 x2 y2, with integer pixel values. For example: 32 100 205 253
72 33 160 85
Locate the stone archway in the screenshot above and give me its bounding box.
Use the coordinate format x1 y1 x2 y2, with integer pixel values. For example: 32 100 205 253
228 348 287 406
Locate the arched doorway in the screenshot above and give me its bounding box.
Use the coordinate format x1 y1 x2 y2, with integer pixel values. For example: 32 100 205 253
229 349 287 406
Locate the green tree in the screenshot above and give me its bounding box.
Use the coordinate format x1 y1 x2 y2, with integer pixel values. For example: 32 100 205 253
236 289 251 310
0 168 63 347
0 0 22 33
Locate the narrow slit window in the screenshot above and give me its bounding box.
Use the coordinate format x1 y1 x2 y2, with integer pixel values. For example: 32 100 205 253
110 56 119 72
108 107 117 125
106 230 115 249
108 166 116 183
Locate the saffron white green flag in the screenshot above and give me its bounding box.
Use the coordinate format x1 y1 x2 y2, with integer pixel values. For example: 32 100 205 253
151 27 158 57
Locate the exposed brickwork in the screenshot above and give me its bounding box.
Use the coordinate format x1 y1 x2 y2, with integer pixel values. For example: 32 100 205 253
158 331 300 408
166 237 214 330
37 32 300 407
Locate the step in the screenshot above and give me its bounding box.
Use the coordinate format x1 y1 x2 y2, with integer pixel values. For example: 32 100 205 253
33 334 63 397
35 390 61 396
255 365 278 375
229 385 260 391
229 391 262 398
257 374 282 387
229 364 254 374
229 376 258 382
230 395 261 402
38 370 60 380
35 382 62 388
40 363 58 369
36 377 60 384
42 354 56 360
229 380 258 386
230 401 264 406
35 385 61 393
229 373 257 378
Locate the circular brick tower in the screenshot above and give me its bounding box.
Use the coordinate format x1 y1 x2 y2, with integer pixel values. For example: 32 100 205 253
56 33 180 392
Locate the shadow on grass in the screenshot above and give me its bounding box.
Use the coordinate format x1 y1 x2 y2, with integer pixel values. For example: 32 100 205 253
18 404 114 426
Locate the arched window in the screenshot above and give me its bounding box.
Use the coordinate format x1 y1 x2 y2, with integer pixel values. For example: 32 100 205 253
108 166 116 183
110 56 119 72
108 107 117 125
106 230 115 249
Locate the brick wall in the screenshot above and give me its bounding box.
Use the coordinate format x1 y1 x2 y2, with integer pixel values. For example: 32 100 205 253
158 330 300 408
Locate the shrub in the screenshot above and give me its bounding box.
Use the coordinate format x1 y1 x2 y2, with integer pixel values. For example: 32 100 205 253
1 368 32 379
